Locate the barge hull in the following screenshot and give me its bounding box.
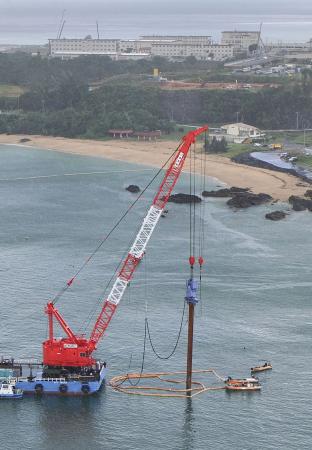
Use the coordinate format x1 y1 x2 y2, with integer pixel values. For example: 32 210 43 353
16 366 106 396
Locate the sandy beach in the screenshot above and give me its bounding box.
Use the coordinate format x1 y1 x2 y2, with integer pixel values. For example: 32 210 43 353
0 134 309 201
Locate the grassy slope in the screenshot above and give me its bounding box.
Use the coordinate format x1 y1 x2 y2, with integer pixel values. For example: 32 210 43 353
296 155 312 167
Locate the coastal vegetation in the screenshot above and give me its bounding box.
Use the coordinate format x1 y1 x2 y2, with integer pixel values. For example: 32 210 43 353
205 136 228 153
0 53 312 139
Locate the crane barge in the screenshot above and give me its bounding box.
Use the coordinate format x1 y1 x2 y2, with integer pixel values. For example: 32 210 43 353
1 126 207 395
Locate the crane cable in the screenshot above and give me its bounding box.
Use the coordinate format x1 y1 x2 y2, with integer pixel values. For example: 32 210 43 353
115 143 200 387
113 136 208 392
146 301 186 360
52 141 183 305
145 144 196 364
189 139 197 279
192 141 196 260
115 251 188 388
110 132 215 397
114 301 187 388
198 131 208 310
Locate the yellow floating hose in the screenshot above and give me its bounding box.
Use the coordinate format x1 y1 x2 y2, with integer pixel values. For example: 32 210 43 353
109 369 226 398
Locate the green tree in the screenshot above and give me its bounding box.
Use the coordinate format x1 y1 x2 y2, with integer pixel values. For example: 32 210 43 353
205 136 228 153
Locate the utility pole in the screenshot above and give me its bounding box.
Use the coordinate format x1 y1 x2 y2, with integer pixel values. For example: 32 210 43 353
236 111 240 123
296 112 299 130
185 260 198 396
304 128 312 149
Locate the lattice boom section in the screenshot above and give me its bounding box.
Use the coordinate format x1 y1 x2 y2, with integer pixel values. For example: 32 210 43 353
154 169 180 210
153 150 187 210
105 207 162 309
130 206 162 258
90 300 117 345
107 277 128 305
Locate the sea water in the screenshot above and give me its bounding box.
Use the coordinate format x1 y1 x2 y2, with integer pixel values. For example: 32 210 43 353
1 14 312 45
0 145 311 450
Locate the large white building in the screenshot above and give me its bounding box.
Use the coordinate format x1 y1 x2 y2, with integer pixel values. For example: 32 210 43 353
220 122 265 143
265 41 312 55
49 38 151 60
150 42 233 61
140 35 213 45
119 38 177 53
49 38 119 57
221 31 260 53
121 35 232 61
49 35 233 61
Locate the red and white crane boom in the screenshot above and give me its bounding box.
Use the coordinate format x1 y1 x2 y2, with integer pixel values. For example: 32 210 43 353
43 126 208 367
89 126 208 349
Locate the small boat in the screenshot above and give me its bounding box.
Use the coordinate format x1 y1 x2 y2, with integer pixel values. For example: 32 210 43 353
251 362 272 373
225 377 261 392
0 379 23 399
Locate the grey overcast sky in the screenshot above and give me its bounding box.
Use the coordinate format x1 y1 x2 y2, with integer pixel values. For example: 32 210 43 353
2 0 312 15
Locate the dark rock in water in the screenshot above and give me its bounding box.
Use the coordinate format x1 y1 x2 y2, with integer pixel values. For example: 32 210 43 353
126 185 141 193
202 187 249 198
168 193 202 204
265 211 287 221
304 189 312 199
289 195 312 211
19 138 31 143
227 192 272 209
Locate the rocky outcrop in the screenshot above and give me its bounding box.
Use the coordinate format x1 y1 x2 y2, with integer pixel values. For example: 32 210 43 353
126 185 140 193
202 186 273 210
227 192 272 209
265 211 287 221
168 193 202 204
202 187 249 198
289 195 312 211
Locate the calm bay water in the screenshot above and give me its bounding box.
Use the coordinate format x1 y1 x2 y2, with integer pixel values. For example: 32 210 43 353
1 14 312 45
0 145 311 449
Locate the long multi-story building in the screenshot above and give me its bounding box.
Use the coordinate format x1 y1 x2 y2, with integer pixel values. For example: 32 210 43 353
49 38 119 56
119 39 171 53
221 31 260 53
265 41 312 54
150 42 233 61
49 36 233 61
49 38 150 60
140 35 213 45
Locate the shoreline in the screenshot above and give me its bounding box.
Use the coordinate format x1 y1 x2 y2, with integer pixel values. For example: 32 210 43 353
0 134 310 201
